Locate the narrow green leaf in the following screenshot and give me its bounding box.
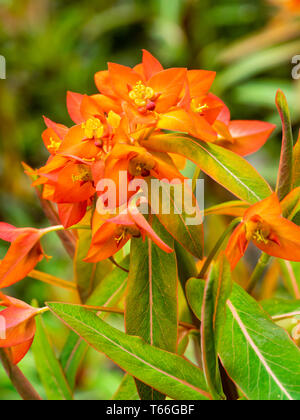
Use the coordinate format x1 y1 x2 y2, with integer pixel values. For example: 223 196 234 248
74 229 112 302
200 256 231 400
141 133 272 204
292 132 300 189
276 90 294 200
281 187 300 220
147 179 203 259
261 298 300 319
32 317 73 400
113 374 140 400
175 241 198 290
59 331 87 391
279 260 300 299
47 303 211 400
186 256 231 400
126 217 178 399
219 284 300 400
61 257 129 388
185 277 205 322
204 201 249 217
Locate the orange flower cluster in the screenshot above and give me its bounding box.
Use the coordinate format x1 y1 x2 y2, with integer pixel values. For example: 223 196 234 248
271 0 300 12
35 50 274 230
0 51 277 363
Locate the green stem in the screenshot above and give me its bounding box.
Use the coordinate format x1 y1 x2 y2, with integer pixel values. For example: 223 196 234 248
0 349 42 400
198 217 242 279
192 167 202 196
247 253 271 293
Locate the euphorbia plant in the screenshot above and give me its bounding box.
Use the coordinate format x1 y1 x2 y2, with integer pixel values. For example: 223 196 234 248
1 51 300 401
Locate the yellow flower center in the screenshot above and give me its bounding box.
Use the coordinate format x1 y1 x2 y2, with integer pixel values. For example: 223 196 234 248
107 111 121 129
129 81 155 107
72 166 92 183
191 99 209 114
82 118 104 139
48 137 61 153
128 154 156 177
246 220 270 244
114 225 141 246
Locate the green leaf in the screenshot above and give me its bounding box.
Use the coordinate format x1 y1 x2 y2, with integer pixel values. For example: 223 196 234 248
204 200 248 217
200 256 232 400
216 40 300 91
186 255 231 400
175 241 198 291
60 256 129 389
147 179 204 259
126 217 178 399
278 260 300 299
292 132 300 190
275 90 294 201
59 331 87 391
141 133 272 204
74 229 113 302
261 298 300 319
113 374 140 400
47 303 211 400
32 316 73 400
219 284 300 400
281 187 300 220
186 277 205 322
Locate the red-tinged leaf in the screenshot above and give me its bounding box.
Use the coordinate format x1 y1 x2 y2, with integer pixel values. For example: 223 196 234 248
188 281 300 400
74 228 113 303
276 90 294 200
292 131 300 189
141 133 272 204
261 298 300 320
61 257 129 390
147 178 204 259
200 256 231 400
281 187 300 220
186 255 232 400
218 284 300 400
204 201 249 217
278 260 300 299
113 374 140 400
67 91 84 124
126 216 178 400
47 303 211 400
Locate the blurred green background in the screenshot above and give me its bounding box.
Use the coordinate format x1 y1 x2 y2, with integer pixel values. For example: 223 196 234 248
0 0 300 399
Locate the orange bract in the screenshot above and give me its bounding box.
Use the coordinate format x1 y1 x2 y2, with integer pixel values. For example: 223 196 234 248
226 193 300 269
0 224 48 288
0 293 40 364
85 199 173 262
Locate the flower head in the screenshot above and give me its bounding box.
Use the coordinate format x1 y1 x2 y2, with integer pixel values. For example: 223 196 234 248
226 193 300 269
85 198 173 262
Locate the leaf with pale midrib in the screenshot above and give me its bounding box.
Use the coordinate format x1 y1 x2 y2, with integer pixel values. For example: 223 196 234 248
48 302 211 401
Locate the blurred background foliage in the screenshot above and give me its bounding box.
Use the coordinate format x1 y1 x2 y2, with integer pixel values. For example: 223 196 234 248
1 0 300 399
